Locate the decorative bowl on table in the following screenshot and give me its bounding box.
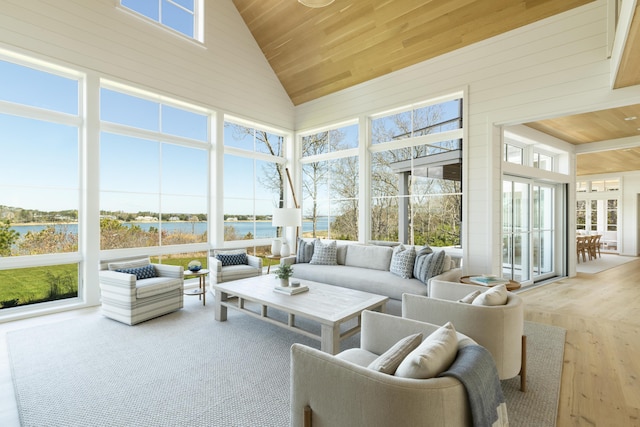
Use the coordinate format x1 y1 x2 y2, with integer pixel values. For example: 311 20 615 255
188 260 202 272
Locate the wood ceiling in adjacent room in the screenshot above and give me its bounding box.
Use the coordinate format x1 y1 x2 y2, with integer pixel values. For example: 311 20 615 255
233 0 594 106
524 104 640 176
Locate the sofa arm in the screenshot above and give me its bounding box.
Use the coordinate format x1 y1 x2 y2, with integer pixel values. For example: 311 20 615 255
247 254 263 269
209 257 223 283
98 270 136 289
153 263 184 279
280 255 296 266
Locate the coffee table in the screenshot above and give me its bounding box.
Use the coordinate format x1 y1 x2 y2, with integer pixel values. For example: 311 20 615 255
212 276 388 355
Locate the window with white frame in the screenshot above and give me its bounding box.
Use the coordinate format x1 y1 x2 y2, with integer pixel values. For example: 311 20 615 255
0 57 82 309
223 119 287 247
120 0 202 41
370 97 463 246
100 84 209 250
300 123 359 241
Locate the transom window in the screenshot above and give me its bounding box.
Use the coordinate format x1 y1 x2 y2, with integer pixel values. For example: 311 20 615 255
120 0 203 41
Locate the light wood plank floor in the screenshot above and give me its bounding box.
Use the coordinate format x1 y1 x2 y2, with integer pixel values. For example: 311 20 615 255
521 258 640 426
0 261 639 426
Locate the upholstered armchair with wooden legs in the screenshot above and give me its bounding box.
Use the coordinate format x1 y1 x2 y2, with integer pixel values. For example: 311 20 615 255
403 280 527 391
290 310 480 427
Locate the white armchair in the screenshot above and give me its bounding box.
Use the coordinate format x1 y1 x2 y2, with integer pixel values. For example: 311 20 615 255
99 257 184 325
402 279 526 391
209 249 262 283
290 310 477 427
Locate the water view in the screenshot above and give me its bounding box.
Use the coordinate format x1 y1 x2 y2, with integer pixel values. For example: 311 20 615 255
10 217 330 240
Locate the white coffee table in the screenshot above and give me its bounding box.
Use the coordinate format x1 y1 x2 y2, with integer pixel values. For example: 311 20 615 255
212 276 388 355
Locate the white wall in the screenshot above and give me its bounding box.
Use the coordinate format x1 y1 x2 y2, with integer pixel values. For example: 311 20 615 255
0 0 294 129
295 0 640 274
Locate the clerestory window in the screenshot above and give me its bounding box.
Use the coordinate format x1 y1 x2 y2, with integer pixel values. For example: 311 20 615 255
120 0 203 42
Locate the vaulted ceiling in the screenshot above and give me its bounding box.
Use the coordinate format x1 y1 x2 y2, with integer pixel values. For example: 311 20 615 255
233 0 640 176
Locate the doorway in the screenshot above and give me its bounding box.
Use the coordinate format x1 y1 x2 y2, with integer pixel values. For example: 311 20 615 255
503 177 561 284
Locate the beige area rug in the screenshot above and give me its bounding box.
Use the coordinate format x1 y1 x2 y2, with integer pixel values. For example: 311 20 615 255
576 253 638 274
7 298 565 426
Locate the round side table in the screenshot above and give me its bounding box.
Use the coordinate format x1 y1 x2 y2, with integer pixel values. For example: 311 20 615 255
184 269 210 305
459 275 521 291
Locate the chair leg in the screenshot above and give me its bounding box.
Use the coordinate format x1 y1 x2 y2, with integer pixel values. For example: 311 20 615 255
304 405 312 427
520 335 527 392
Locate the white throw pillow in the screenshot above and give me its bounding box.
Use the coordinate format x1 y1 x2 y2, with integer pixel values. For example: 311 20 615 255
472 284 508 306
367 333 423 375
309 239 338 265
389 244 416 279
458 290 481 304
394 322 458 379
107 258 150 271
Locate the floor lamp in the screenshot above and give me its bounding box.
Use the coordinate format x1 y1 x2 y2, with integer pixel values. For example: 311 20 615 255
271 168 301 257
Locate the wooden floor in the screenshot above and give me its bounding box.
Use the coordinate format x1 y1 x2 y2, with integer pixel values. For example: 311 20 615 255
0 260 639 426
521 258 640 426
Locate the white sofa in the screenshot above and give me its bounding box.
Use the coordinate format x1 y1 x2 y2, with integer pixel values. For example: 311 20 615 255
290 310 477 427
403 279 526 391
99 257 184 325
281 241 462 315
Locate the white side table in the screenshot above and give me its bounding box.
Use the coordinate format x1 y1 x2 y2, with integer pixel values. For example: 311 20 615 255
183 269 210 306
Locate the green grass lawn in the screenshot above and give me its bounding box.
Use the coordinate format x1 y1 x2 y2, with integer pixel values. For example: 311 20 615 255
0 264 78 308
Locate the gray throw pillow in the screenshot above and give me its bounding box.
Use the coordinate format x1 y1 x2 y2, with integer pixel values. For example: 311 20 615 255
389 244 416 279
296 239 314 263
309 239 337 265
413 250 446 284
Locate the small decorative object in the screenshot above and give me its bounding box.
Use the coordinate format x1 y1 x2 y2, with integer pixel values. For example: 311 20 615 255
274 263 294 287
291 280 300 288
280 239 291 257
271 238 281 256
188 260 202 272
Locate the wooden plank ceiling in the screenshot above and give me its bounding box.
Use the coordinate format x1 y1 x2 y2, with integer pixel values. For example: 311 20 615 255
233 0 594 106
234 0 640 176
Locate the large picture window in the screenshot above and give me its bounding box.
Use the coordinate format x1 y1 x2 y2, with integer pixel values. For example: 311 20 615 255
0 57 81 309
301 123 359 241
223 119 286 246
100 85 208 250
370 97 463 246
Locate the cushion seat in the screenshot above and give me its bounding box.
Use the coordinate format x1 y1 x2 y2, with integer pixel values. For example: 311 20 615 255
136 277 183 299
291 264 428 300
219 264 262 282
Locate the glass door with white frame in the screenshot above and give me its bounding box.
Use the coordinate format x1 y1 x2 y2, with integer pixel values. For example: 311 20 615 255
503 178 558 284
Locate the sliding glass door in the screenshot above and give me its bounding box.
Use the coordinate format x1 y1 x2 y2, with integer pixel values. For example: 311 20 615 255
503 178 557 284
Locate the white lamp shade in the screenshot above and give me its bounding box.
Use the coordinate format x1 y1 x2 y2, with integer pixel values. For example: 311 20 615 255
272 208 302 227
298 0 335 7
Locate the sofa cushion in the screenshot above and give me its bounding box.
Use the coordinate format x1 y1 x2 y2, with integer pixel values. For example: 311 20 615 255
336 245 348 265
291 264 427 300
296 239 315 263
344 245 393 271
135 277 182 299
389 244 416 279
310 239 338 265
413 250 446 284
395 322 458 379
108 258 151 271
216 252 247 266
367 333 423 374
472 284 508 306
115 264 157 280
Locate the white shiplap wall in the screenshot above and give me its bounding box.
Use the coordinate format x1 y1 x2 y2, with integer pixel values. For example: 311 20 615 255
0 0 294 129
295 0 640 275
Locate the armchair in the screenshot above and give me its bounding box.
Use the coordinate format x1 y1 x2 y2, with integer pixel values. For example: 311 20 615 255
290 310 477 427
99 257 184 325
402 279 526 391
209 249 262 283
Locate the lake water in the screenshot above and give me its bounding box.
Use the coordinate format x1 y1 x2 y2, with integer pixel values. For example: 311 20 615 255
10 218 329 240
